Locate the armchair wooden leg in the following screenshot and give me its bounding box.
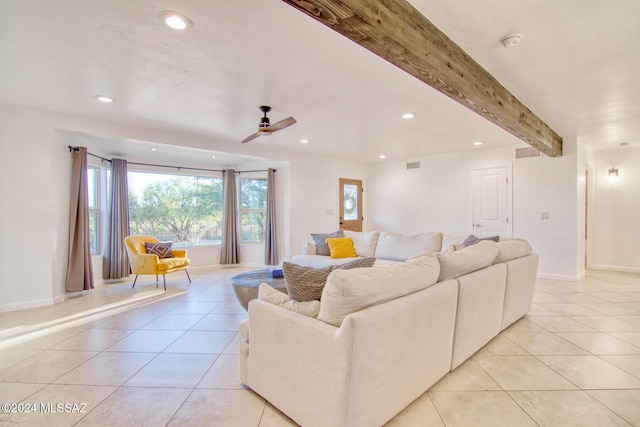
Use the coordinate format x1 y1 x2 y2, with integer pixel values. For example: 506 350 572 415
132 275 139 288
185 269 192 283
163 275 166 291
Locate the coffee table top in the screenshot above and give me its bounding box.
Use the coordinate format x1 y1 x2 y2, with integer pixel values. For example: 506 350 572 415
231 269 286 289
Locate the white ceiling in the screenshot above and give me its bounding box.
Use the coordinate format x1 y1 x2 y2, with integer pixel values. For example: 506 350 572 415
1 0 638 166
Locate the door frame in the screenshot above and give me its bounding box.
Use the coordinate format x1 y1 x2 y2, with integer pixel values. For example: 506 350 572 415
471 165 513 237
338 177 364 232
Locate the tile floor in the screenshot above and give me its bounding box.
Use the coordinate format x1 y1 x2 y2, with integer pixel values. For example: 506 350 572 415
0 268 639 426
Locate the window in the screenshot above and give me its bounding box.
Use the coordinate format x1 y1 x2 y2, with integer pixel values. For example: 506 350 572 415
87 166 100 254
239 178 267 243
128 171 223 247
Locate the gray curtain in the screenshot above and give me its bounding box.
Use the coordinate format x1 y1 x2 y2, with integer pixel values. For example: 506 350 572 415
103 158 130 279
66 147 94 292
264 168 278 265
220 169 240 264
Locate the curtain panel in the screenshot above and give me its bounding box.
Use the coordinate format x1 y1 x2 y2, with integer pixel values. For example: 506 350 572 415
220 169 240 264
103 158 131 279
66 147 94 292
264 168 278 265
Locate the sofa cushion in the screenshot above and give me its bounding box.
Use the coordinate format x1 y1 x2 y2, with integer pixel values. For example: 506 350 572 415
374 232 443 261
311 230 344 256
494 239 532 263
318 254 441 327
343 230 380 257
458 234 500 249
283 257 376 301
144 241 175 258
326 237 357 259
258 283 321 318
436 240 499 281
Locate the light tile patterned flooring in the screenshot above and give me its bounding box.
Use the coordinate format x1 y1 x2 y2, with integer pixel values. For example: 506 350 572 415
0 268 639 426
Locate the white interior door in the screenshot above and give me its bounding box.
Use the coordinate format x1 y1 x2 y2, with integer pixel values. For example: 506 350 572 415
472 166 511 237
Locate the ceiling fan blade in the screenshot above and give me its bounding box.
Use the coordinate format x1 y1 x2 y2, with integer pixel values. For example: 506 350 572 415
241 132 261 144
265 116 297 132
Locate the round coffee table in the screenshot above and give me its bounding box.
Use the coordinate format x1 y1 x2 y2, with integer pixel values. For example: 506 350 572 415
231 269 287 311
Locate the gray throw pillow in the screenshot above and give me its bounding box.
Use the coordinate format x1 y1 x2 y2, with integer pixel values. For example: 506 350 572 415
283 257 375 301
458 234 499 249
311 230 344 256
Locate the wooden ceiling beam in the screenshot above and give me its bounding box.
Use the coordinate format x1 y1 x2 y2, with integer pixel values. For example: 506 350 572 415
282 0 563 157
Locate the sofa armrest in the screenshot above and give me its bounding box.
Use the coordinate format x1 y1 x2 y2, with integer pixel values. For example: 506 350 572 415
301 242 317 255
245 300 353 426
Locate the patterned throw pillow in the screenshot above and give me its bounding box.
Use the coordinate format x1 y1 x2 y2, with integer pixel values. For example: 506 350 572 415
144 241 175 258
283 257 375 301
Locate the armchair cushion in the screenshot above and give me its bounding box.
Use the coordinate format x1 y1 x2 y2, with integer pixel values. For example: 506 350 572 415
157 257 190 271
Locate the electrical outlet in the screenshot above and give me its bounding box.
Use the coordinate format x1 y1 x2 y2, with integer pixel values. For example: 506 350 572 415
540 212 549 220
326 209 334 215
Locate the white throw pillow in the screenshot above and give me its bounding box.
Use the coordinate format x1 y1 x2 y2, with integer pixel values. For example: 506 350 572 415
258 283 320 318
436 240 499 281
493 239 532 263
374 231 443 261
318 254 441 327
343 230 380 258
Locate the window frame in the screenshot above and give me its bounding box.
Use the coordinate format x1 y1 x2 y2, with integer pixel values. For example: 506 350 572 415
238 176 268 244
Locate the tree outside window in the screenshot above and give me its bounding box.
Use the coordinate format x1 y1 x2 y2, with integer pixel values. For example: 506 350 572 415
128 172 223 247
239 178 267 243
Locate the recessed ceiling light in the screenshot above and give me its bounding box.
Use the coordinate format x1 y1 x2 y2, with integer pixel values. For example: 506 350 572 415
300 139 309 144
93 95 114 103
402 112 416 119
501 34 523 48
473 141 484 146
159 11 193 30
211 155 216 159
379 155 387 159
151 147 157 151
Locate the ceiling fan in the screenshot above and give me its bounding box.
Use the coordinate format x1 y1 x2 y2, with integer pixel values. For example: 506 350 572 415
241 105 297 143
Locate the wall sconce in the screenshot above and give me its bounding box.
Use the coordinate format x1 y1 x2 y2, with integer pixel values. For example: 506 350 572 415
608 168 619 178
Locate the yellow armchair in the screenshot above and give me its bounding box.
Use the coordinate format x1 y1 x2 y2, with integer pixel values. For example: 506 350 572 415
124 235 191 290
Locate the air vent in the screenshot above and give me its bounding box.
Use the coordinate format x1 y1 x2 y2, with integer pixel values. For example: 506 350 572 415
515 147 541 159
406 162 420 169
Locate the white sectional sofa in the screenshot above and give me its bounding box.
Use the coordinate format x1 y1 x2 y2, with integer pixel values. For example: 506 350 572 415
238 231 538 427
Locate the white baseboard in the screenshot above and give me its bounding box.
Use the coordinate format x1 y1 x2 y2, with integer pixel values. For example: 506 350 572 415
590 264 640 274
537 271 585 282
0 297 55 313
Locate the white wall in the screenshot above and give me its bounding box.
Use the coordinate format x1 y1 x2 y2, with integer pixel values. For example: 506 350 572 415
589 147 640 272
367 145 584 279
0 105 60 311
289 157 368 259
512 154 581 279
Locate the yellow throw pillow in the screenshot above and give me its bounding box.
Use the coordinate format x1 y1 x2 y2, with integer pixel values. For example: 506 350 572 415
326 237 357 259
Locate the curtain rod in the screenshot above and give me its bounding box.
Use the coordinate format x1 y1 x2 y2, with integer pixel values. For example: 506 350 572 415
68 146 275 174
